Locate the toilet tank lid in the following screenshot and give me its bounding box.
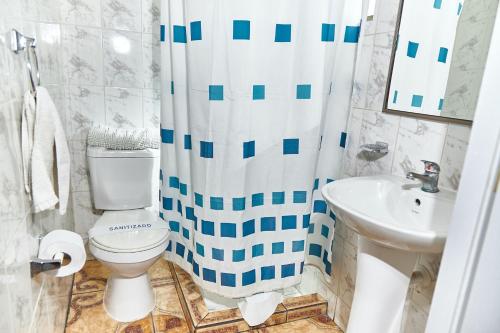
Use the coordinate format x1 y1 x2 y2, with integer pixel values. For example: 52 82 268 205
87 146 159 158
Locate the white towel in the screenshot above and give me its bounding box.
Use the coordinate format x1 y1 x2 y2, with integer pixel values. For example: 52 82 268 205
22 87 70 215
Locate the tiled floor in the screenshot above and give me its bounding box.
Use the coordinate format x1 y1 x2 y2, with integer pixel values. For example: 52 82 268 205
65 259 342 333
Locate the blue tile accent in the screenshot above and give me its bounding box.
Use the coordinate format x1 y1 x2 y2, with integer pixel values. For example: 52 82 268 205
313 200 327 213
212 248 224 261
203 268 216 283
313 178 319 190
407 41 419 58
210 197 223 210
160 25 166 42
252 84 265 100
243 219 255 236
179 183 187 195
221 273 236 287
169 176 179 189
282 215 297 230
171 81 174 94
261 266 276 280
252 244 264 257
272 242 284 254
330 210 336 221
208 85 223 101
272 192 285 205
292 240 305 252
176 242 185 257
233 20 250 40
221 223 236 238
283 138 299 154
177 200 182 215
438 98 444 111
252 193 264 207
275 24 291 42
344 26 360 43
162 197 173 210
190 21 202 41
327 178 334 183
303 214 311 228
393 90 398 103
309 243 322 257
260 217 276 231
182 227 189 239
194 193 203 207
321 23 335 42
321 224 330 238
243 141 255 158
438 47 448 63
340 131 347 148
281 263 295 278
296 84 311 99
187 250 193 263
293 191 307 203
434 0 442 9
184 135 192 150
169 221 180 232
232 197 246 211
232 249 245 262
166 240 172 252
161 129 174 143
196 242 205 256
242 269 256 286
411 95 424 107
201 220 215 236
200 141 214 158
173 25 187 43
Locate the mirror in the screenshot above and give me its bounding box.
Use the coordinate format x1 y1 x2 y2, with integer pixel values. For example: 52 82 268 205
384 0 499 124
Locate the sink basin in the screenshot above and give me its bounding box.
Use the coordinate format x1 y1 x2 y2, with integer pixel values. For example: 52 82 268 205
322 174 456 253
322 175 456 333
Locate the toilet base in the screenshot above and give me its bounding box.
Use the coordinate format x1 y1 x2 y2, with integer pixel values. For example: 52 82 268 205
103 273 155 322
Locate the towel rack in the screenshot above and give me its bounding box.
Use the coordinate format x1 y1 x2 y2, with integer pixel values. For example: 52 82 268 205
10 29 40 95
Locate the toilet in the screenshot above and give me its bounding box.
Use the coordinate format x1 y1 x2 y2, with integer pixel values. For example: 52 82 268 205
86 147 169 322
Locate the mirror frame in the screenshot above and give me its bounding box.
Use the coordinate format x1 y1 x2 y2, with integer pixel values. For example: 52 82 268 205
383 0 473 126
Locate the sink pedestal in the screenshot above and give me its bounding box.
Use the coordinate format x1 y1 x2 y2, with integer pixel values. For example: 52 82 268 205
347 236 417 333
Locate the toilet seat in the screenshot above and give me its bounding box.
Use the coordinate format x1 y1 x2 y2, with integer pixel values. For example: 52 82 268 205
90 209 170 252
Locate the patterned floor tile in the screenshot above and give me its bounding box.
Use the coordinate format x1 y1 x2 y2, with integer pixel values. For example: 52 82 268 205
251 315 342 332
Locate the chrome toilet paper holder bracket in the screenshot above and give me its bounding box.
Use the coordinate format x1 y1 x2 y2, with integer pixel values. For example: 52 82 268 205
30 257 62 277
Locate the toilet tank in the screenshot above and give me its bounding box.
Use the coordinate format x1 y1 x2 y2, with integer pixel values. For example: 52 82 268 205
87 147 160 210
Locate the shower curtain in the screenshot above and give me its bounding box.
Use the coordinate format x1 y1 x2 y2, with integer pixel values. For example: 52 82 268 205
160 0 363 297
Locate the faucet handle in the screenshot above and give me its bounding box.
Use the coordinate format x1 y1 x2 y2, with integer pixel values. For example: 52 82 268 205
421 160 440 173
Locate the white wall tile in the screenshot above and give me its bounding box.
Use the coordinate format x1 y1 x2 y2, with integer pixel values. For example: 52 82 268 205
105 87 143 128
102 0 142 32
60 0 102 27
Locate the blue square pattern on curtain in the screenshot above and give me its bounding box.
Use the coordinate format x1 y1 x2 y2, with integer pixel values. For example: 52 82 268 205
275 24 291 42
260 217 276 231
252 193 264 206
160 25 166 42
243 219 255 236
161 129 174 143
438 47 448 63
261 266 275 280
232 197 246 211
196 242 205 256
233 20 250 40
242 270 256 286
434 0 442 9
184 135 192 150
190 21 202 41
438 98 444 110
282 215 297 230
202 220 215 236
243 141 255 158
203 268 216 282
209 85 224 100
252 244 264 257
233 249 245 262
221 223 237 238
293 191 307 203
344 26 360 43
195 193 203 207
321 23 335 41
407 41 419 58
272 242 285 254
200 141 214 158
283 138 299 154
173 25 187 43
272 191 285 204
252 85 265 100
212 248 224 261
221 273 236 287
281 264 295 278
210 196 223 210
296 84 311 99
411 95 424 107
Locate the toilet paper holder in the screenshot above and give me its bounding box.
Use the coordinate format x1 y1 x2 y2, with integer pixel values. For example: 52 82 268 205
30 256 62 277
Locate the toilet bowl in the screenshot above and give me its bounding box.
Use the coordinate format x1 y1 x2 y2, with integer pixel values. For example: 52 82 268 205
86 146 169 322
89 209 170 322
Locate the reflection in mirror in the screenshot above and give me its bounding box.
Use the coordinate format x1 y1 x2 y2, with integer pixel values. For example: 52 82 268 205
384 0 499 123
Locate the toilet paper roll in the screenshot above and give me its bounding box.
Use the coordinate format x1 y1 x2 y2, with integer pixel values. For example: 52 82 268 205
38 230 86 277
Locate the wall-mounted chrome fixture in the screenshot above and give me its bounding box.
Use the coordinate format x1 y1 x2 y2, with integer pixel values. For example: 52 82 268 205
10 29 40 95
407 160 440 193
30 254 63 277
360 141 388 155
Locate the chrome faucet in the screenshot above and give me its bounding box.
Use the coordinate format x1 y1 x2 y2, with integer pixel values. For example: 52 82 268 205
406 160 440 193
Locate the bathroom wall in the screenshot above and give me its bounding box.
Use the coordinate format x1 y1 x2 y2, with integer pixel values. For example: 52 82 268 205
328 0 473 331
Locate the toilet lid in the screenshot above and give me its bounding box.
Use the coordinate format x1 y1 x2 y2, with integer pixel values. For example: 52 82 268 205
91 210 170 251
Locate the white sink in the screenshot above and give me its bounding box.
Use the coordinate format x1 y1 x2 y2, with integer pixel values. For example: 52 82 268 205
322 175 456 333
322 174 456 253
